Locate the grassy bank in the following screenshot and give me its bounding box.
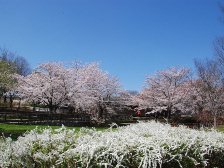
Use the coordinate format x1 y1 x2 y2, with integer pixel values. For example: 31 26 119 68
0 123 107 139
1 123 223 140
217 125 224 132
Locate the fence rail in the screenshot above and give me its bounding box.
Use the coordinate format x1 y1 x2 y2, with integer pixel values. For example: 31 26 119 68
0 110 91 126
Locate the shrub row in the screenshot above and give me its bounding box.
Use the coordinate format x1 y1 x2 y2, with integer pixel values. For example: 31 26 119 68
0 121 224 168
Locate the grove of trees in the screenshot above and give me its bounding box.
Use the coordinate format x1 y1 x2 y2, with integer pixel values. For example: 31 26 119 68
1 47 224 127
134 6 224 128
15 62 131 123
135 55 224 128
135 68 192 122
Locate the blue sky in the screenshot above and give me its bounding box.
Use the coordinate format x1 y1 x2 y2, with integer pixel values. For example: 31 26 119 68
0 0 223 91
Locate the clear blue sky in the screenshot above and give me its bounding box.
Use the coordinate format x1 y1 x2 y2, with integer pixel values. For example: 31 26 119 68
0 0 223 91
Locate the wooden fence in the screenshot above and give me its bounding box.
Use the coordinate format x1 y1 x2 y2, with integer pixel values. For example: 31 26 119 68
0 109 91 126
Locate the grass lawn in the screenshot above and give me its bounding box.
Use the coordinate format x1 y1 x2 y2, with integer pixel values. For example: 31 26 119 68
217 125 224 132
0 123 108 139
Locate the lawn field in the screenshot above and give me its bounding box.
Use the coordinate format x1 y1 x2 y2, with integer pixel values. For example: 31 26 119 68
1 123 224 140
0 123 107 139
217 125 224 132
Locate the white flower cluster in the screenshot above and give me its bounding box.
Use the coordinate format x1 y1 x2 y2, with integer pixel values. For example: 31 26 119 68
0 121 224 168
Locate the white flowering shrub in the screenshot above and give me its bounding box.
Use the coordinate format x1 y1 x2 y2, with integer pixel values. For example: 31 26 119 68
0 121 224 168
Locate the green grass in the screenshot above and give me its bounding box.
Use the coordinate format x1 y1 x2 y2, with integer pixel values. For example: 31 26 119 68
0 123 108 140
217 125 224 132
1 123 222 139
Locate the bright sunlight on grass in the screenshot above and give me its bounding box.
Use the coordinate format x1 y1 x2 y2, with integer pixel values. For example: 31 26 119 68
0 123 108 140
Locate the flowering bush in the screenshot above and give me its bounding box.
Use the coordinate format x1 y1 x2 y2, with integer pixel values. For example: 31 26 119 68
0 121 224 168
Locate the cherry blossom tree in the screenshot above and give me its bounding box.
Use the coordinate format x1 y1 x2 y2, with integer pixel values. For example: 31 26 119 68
194 59 224 128
138 67 192 121
70 63 122 122
16 62 69 113
16 62 123 123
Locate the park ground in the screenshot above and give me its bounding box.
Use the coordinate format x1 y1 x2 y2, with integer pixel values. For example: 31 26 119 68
0 123 223 140
0 123 108 140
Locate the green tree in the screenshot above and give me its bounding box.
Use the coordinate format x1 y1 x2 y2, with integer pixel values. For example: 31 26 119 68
0 61 15 103
0 48 31 107
0 48 31 76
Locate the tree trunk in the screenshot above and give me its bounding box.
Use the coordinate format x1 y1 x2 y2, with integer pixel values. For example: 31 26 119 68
213 115 217 129
155 112 158 122
54 106 57 113
3 95 7 104
9 95 13 109
49 106 53 114
32 102 36 112
167 110 171 121
166 107 172 123
18 98 21 110
98 103 104 119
